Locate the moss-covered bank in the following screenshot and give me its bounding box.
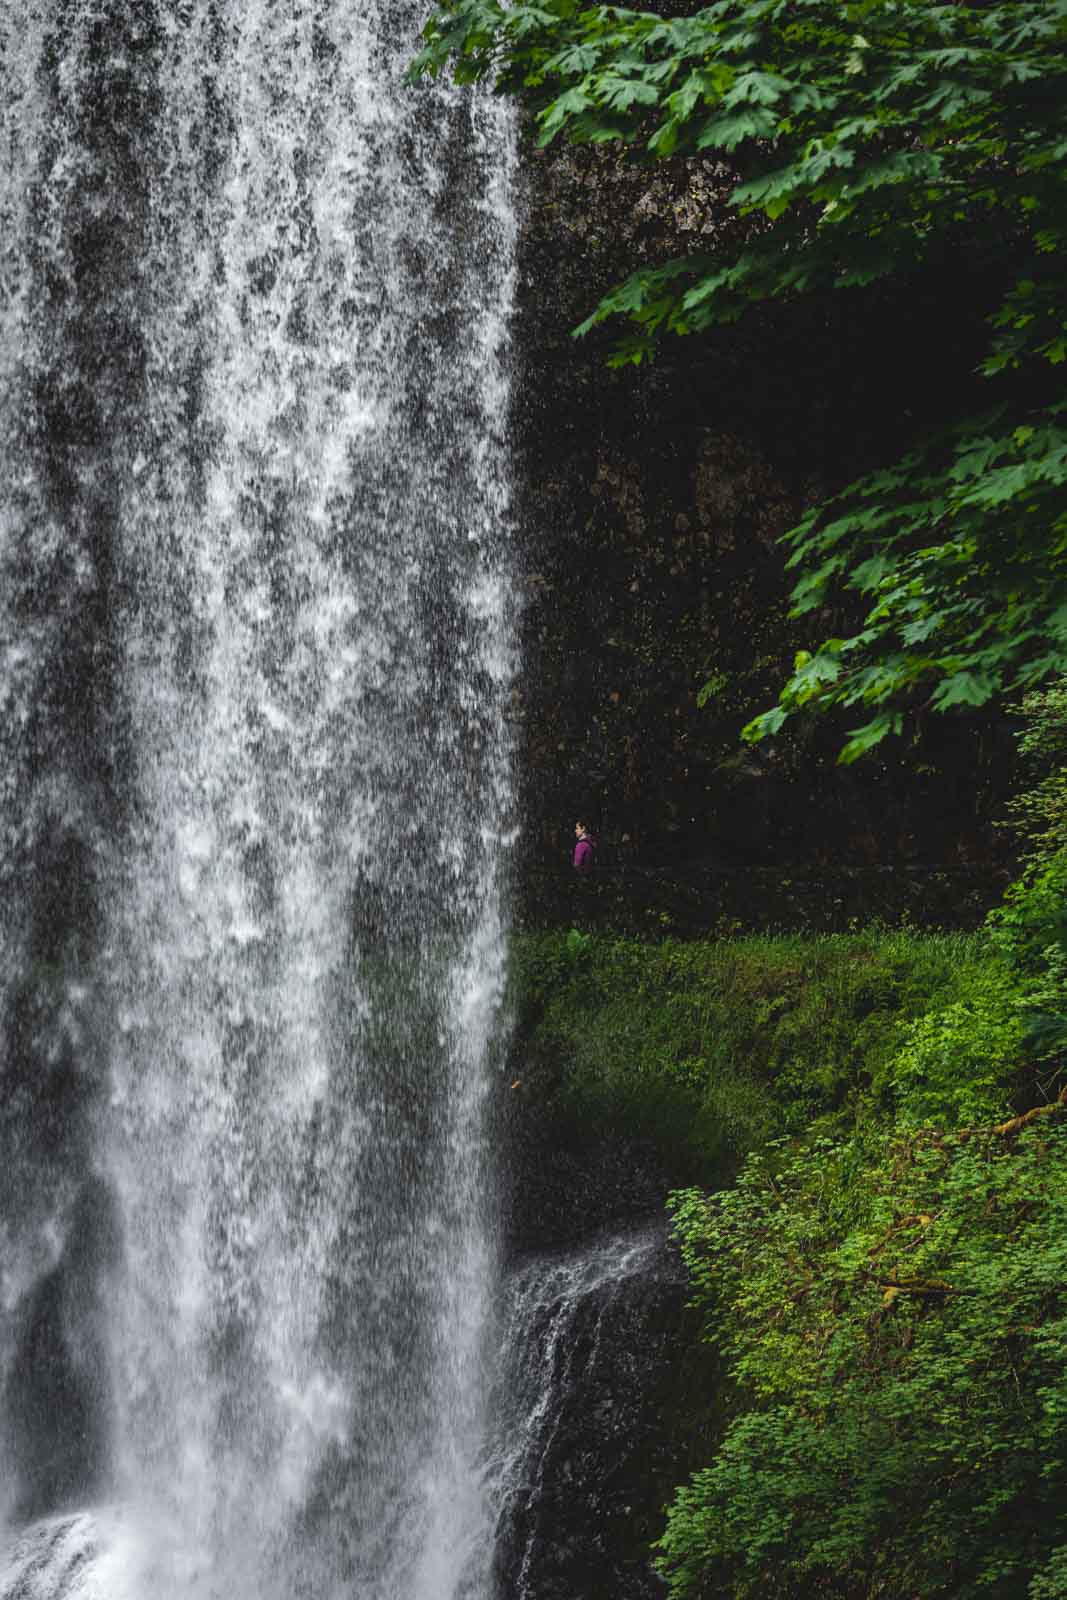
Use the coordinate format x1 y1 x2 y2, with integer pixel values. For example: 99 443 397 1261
508 927 1013 1196
503 891 1067 1600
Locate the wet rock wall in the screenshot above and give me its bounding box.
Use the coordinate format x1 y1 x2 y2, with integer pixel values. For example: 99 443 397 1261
511 134 1018 929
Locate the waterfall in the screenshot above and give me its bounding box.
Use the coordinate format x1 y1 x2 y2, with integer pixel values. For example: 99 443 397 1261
0 2 516 1596
490 1229 684 1600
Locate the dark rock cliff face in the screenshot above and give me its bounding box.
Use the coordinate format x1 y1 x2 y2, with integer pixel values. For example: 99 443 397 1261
511 133 1017 931
492 1228 719 1600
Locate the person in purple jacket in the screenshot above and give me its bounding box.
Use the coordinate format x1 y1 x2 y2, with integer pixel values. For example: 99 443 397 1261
573 820 596 874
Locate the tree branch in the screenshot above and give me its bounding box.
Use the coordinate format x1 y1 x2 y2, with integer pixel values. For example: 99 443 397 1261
958 1084 1067 1143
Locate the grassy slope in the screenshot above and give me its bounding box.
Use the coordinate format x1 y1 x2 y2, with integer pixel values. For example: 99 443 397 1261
511 928 1009 1185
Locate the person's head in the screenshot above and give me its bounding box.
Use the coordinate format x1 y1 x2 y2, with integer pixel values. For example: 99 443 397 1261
574 820 588 838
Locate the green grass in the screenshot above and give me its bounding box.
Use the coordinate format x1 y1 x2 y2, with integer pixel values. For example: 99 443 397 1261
510 929 1010 1183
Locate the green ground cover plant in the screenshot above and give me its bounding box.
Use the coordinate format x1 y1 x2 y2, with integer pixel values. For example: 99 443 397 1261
512 925 1014 1178
514 915 1067 1598
663 1118 1067 1599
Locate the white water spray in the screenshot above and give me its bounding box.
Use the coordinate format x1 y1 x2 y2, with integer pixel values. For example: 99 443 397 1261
0 2 515 1596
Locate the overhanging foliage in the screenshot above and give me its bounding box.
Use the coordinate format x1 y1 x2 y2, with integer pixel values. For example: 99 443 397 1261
410 0 1067 754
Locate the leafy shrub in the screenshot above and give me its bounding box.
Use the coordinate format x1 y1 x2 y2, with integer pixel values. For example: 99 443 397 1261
888 964 1024 1127
661 1121 1067 1600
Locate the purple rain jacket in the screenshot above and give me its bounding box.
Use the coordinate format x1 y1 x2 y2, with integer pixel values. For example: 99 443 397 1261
573 836 595 874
